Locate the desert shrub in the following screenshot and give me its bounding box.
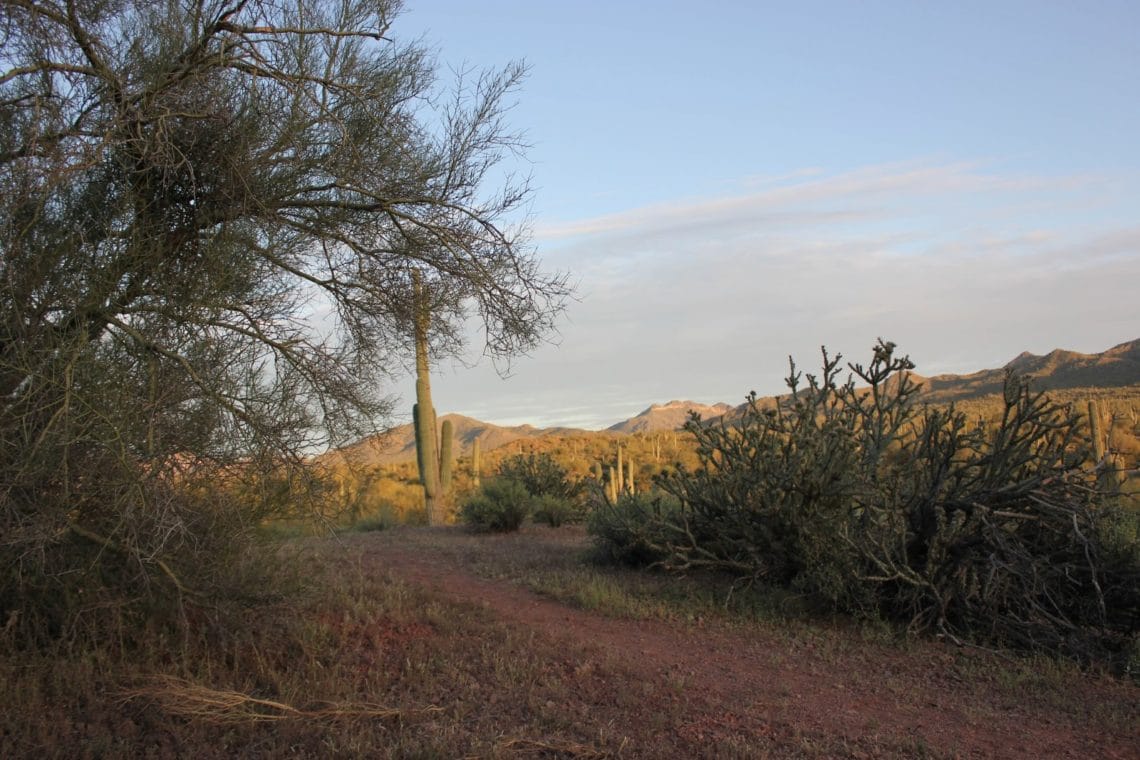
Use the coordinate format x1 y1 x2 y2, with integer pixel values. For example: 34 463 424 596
1 460 297 648
461 479 530 533
646 341 1140 662
498 452 587 528
351 503 401 533
531 495 585 527
498 453 581 500
588 491 684 567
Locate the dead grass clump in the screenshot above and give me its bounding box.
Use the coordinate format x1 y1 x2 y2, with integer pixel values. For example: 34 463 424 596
119 675 439 724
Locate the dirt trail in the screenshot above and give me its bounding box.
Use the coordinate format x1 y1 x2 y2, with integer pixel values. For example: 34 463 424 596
348 533 1139 759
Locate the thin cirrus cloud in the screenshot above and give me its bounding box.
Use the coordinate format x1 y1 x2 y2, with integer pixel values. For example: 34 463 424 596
535 160 1097 245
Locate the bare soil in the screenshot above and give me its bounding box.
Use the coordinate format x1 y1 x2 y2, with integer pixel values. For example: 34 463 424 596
345 526 1139 760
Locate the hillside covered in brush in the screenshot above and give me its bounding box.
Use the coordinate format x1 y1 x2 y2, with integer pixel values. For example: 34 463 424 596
330 414 587 466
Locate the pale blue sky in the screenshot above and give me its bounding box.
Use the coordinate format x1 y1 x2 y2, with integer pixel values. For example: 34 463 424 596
385 1 1140 430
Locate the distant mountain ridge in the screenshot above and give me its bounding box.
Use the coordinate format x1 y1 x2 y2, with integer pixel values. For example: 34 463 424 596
913 338 1140 403
607 400 733 434
333 414 584 466
333 400 733 465
332 339 1140 464
712 338 1140 420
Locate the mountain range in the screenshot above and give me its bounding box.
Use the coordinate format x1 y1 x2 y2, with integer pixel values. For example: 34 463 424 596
606 400 733 434
912 338 1140 402
336 338 1140 464
333 414 586 466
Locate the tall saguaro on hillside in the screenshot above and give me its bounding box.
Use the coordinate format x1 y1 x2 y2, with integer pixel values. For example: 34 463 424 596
412 271 452 525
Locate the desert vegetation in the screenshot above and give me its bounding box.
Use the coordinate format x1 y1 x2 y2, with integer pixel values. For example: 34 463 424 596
0 0 568 642
6 523 1137 757
1 0 1137 757
589 341 1140 668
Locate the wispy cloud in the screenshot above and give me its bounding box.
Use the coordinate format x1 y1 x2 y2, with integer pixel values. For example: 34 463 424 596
420 160 1138 430
536 160 1100 242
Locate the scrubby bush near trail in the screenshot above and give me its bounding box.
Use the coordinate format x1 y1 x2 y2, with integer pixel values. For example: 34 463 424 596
2 463 305 648
459 454 589 531
591 340 1140 664
497 452 587 526
498 453 582 501
531 495 581 528
461 479 531 533
588 492 683 567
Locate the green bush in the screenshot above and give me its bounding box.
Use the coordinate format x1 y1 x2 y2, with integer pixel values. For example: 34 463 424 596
460 478 530 533
498 452 580 500
633 340 1139 663
531 494 585 527
588 491 683 567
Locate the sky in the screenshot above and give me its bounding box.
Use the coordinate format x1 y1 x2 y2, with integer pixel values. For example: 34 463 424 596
381 0 1140 430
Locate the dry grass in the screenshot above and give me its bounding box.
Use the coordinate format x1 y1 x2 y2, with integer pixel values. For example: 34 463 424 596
118 675 433 724
2 523 1136 758
376 524 835 629
0 553 631 757
5 530 784 758
493 737 620 758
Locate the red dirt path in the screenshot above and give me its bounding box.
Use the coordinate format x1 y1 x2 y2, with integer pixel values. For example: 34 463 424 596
346 530 1139 759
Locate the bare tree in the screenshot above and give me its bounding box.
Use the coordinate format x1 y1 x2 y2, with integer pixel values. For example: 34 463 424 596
0 0 570 624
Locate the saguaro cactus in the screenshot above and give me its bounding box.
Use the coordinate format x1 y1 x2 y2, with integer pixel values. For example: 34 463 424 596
1087 399 1124 494
412 271 452 525
439 419 454 493
471 436 482 488
616 446 625 495
1088 400 1105 464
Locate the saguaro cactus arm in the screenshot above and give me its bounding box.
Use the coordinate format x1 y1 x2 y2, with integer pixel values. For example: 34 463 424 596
616 446 625 494
1088 400 1105 464
472 436 482 487
440 419 454 493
